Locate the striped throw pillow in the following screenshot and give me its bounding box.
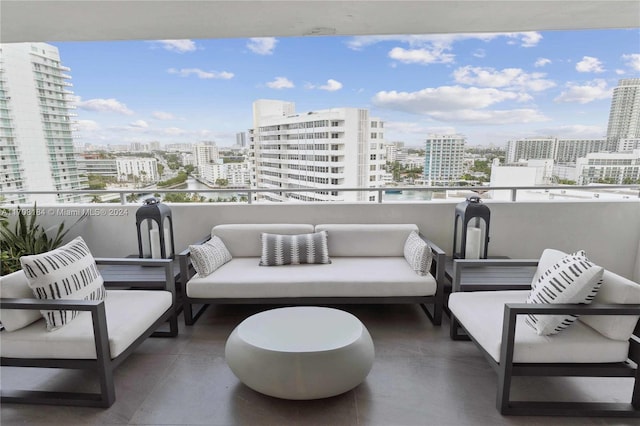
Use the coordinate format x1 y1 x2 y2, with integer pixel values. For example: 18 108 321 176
525 252 604 336
403 231 432 276
259 231 331 266
189 236 232 277
20 236 106 331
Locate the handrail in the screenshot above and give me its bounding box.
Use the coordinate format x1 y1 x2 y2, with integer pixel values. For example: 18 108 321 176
1 184 639 205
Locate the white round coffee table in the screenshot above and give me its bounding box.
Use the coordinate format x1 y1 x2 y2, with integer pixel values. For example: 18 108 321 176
225 306 375 400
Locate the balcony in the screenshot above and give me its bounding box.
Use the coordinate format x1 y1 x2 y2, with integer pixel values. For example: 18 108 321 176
2 186 640 423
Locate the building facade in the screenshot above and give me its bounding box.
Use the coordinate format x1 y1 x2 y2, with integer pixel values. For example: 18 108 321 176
0 42 85 204
193 143 220 175
606 78 640 151
423 134 465 185
506 137 556 163
250 100 386 202
201 162 250 187
116 157 158 183
576 149 640 184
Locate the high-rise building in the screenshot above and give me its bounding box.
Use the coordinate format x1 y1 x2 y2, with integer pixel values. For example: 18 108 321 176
115 157 158 183
0 42 86 204
250 99 386 202
555 138 607 163
193 142 220 174
506 137 556 163
607 78 640 151
576 149 640 184
236 132 247 148
423 134 465 185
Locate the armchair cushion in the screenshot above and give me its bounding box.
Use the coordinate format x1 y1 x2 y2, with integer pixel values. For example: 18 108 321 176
0 270 42 331
189 236 232 277
403 231 432 276
20 236 106 331
525 252 603 335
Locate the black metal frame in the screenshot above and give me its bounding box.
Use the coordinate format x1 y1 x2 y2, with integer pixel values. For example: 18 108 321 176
0 258 178 408
450 277 640 416
178 231 446 327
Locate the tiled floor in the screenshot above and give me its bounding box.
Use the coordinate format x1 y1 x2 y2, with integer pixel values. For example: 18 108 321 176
1 304 637 425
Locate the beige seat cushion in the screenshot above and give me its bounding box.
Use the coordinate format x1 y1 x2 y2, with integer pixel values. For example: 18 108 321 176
0 290 172 359
187 257 436 298
448 290 630 364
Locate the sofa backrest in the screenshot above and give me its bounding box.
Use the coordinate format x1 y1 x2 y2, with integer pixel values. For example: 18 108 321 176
315 224 418 257
212 224 314 257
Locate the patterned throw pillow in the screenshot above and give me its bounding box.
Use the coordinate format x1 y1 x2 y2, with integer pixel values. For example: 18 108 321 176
403 231 432 276
525 252 604 336
189 236 232 277
259 231 331 266
20 236 106 331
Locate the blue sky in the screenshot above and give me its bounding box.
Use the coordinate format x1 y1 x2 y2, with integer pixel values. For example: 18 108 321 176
54 29 639 148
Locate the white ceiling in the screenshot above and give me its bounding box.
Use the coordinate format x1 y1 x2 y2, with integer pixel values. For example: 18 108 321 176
1 1 639 43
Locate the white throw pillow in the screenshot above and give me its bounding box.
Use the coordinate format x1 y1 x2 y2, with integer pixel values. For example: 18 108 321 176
189 236 232 277
0 270 42 331
20 236 106 331
403 231 432 276
525 252 604 336
259 231 331 266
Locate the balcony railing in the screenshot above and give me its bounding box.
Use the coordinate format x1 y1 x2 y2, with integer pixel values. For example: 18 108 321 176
1 184 639 205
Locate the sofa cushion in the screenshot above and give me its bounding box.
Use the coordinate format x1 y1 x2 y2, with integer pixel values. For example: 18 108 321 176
0 270 42 331
448 290 630 363
315 224 419 257
186 257 437 298
212 224 314 257
190 236 232 277
525 253 603 336
259 231 330 266
578 270 640 341
0 290 172 359
530 248 585 291
20 236 107 331
404 231 432 276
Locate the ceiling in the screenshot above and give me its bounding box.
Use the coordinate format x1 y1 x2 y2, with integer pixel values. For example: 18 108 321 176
1 1 639 43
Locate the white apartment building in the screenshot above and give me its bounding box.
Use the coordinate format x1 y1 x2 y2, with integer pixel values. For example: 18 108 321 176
384 141 407 164
193 143 219 174
576 149 640 184
606 78 640 151
555 138 607 163
201 162 250 187
236 132 247 148
0 42 85 204
250 100 386 202
506 137 556 163
619 138 640 152
423 134 465 185
77 155 118 179
116 157 158 183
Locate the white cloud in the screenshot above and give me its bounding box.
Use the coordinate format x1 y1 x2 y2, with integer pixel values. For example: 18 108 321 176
372 86 528 113
76 119 101 132
622 53 640 71
129 120 149 128
75 97 134 115
453 66 555 92
534 58 551 67
616 69 626 75
266 77 294 89
576 56 605 73
389 47 455 65
247 37 277 55
156 40 197 53
554 79 612 104
318 79 343 91
428 109 549 124
152 111 176 120
167 68 234 79
346 32 542 50
473 49 486 58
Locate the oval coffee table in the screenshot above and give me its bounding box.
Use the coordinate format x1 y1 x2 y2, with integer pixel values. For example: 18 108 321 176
225 306 375 400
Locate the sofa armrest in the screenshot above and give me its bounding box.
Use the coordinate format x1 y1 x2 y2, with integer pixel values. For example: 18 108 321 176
177 234 211 284
499 303 640 367
0 297 111 359
419 233 445 284
452 259 540 293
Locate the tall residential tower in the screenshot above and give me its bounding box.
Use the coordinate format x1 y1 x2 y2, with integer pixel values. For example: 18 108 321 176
0 42 85 204
423 134 465 185
607 78 640 151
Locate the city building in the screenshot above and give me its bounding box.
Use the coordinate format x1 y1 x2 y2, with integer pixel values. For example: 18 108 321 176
423 134 465 185
193 142 220 175
77 154 118 179
115 157 158 183
384 141 407 164
0 42 85 204
200 162 250 187
555 138 607 163
236 132 247 148
619 138 640 152
250 99 386 202
506 137 556 163
576 149 640 184
606 78 640 151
